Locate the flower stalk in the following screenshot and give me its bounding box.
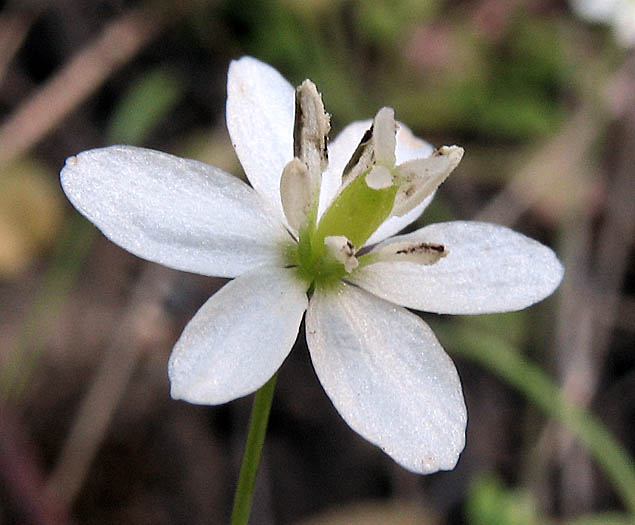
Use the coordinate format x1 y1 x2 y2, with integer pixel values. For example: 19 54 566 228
231 373 277 525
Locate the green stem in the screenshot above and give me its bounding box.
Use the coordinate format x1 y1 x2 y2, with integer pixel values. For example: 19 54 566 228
437 322 635 517
230 374 277 525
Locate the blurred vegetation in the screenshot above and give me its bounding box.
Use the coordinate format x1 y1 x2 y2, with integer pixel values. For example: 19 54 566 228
0 0 633 524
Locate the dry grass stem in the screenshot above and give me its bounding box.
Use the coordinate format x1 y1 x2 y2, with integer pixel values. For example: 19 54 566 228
0 4 40 83
44 264 175 510
0 6 168 167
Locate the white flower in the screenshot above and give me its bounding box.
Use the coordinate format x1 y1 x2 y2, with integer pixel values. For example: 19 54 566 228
570 0 635 48
60 57 564 474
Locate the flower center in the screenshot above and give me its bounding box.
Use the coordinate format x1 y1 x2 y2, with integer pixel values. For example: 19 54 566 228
293 167 399 287
281 81 463 289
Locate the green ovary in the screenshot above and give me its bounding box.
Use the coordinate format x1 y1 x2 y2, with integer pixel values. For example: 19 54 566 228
292 172 398 288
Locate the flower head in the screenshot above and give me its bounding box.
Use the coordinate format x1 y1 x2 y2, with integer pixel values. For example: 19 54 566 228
570 0 635 48
60 57 564 474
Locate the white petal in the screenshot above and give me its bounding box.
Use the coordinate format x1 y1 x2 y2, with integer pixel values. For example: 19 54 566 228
168 266 308 404
60 145 291 278
226 56 295 221
350 221 564 314
306 283 466 473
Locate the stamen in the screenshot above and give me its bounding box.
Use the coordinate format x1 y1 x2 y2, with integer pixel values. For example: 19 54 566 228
372 107 397 166
341 126 374 186
372 241 448 265
391 145 464 217
280 158 311 232
365 165 393 190
324 235 359 273
313 107 400 250
341 106 397 187
294 80 330 196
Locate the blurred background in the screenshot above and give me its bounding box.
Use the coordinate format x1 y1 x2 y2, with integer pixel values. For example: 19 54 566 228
0 0 633 523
